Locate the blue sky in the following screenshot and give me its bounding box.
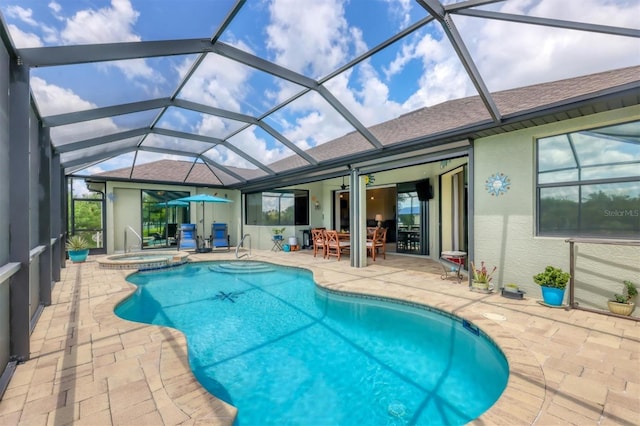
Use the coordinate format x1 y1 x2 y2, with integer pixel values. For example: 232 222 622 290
2 0 639 175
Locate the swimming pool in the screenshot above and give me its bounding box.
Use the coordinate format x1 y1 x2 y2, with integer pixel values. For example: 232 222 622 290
115 261 508 425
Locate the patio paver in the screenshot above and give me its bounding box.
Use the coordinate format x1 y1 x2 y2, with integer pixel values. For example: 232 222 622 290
0 249 638 425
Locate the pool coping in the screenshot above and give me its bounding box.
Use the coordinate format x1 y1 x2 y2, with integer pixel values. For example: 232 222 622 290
93 256 544 425
96 251 191 271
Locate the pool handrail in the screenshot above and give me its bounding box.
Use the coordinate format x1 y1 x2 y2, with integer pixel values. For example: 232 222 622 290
236 234 251 259
124 226 142 252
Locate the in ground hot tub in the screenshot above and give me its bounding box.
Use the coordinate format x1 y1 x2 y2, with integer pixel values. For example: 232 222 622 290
98 251 190 271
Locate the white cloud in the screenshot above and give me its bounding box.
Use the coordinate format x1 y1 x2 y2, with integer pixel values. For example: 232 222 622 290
60 0 140 45
31 77 120 144
227 129 291 167
6 24 43 48
402 34 473 110
56 0 163 81
177 42 259 112
266 0 351 78
381 0 413 29
264 0 393 149
5 5 59 45
324 63 404 128
30 76 97 115
5 5 38 26
48 1 62 15
453 0 640 92
7 0 639 173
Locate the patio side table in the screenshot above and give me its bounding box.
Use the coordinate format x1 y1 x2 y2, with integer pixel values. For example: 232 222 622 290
440 250 467 282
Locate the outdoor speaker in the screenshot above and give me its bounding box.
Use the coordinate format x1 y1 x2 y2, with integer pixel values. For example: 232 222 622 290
416 179 433 201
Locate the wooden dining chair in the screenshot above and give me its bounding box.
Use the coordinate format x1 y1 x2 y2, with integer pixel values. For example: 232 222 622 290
366 227 387 261
311 228 326 258
366 227 377 240
324 230 350 261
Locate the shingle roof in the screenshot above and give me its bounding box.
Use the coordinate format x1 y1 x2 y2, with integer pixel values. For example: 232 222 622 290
93 65 640 187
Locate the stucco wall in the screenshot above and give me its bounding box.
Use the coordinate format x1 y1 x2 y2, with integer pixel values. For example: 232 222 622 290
105 181 241 253
111 187 141 252
315 157 469 258
474 105 640 312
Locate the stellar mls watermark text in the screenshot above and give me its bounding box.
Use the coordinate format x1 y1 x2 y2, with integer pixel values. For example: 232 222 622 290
603 209 639 217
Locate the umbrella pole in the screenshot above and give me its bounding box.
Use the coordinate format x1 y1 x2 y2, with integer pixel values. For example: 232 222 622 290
202 202 206 247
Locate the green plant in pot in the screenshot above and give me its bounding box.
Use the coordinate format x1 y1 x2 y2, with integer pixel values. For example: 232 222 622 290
66 235 90 262
533 266 570 307
500 282 526 300
272 227 286 240
503 283 520 293
470 261 496 293
607 280 637 316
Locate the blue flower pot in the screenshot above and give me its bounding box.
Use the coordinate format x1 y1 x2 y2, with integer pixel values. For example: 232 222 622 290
68 249 89 263
541 286 565 306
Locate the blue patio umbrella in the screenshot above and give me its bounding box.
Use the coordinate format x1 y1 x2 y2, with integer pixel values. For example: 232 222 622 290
156 199 189 207
175 194 233 238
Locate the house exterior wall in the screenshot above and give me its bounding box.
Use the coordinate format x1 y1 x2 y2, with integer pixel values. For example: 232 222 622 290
474 105 640 314
314 157 468 258
110 187 141 253
104 181 241 253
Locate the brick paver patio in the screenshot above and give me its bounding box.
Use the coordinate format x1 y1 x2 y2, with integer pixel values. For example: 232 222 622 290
0 249 638 425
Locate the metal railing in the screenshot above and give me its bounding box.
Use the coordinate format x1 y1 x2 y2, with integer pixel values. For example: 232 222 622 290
236 234 251 259
124 226 143 253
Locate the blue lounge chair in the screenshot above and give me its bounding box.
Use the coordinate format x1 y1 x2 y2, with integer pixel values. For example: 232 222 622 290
178 224 197 250
210 223 230 251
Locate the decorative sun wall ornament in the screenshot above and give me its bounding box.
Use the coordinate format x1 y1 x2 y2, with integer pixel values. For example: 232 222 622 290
485 173 511 196
365 174 375 186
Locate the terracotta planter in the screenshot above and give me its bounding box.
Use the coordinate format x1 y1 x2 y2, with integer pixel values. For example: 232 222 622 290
607 301 635 316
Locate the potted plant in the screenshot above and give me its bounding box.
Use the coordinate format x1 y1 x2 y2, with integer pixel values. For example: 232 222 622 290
607 280 637 316
470 261 496 293
66 235 90 262
533 266 570 307
272 227 286 240
501 283 526 300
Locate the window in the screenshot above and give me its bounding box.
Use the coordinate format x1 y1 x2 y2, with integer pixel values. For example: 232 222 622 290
245 190 309 226
141 190 190 248
536 121 640 238
68 178 104 249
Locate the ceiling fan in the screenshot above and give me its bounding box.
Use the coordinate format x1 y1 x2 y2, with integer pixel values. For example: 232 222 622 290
340 176 349 190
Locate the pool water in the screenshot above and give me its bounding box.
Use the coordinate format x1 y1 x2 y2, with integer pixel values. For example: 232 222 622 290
115 261 508 425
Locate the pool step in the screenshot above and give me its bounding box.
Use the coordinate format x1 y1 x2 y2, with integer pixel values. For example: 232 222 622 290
208 261 274 274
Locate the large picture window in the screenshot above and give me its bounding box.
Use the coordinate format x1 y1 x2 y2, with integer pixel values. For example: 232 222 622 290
245 190 309 226
141 190 190 248
536 121 640 238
